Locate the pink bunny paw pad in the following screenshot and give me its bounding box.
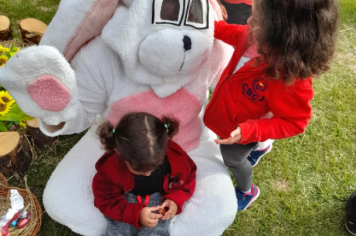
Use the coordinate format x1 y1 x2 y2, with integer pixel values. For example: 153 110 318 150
27 75 71 112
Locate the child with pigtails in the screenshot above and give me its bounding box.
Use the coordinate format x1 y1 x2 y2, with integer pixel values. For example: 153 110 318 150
92 112 196 236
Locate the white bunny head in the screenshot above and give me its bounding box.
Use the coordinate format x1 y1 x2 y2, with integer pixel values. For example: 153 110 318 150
39 0 227 97
101 0 223 96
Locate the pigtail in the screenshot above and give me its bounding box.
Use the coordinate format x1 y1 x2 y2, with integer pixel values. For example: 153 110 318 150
96 112 181 172
97 122 116 152
161 116 179 139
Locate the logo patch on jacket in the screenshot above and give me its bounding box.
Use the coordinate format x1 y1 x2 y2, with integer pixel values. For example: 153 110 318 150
168 174 184 189
242 78 267 103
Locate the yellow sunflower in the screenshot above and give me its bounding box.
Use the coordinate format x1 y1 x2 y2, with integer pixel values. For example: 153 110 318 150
0 91 15 105
19 121 27 129
0 102 11 116
0 46 10 54
0 55 8 66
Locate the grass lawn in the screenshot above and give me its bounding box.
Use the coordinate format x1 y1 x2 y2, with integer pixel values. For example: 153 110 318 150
1 1 356 235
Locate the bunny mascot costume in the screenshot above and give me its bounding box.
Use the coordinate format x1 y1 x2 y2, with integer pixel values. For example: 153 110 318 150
0 0 238 235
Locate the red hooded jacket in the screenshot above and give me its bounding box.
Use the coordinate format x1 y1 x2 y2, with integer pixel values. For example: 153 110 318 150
204 21 314 144
92 141 196 229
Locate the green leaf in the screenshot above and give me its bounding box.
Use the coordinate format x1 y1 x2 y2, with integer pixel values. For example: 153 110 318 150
0 103 33 121
5 121 14 129
0 121 7 131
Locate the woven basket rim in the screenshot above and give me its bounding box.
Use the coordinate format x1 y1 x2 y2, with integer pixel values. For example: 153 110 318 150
0 173 42 236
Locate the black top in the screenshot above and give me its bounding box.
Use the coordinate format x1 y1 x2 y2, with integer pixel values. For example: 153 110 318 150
129 157 171 196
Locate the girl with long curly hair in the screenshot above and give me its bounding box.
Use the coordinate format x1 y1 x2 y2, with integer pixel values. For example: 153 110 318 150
204 0 338 211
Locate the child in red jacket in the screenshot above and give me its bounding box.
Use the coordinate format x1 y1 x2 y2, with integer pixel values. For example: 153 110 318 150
204 0 338 211
92 112 196 235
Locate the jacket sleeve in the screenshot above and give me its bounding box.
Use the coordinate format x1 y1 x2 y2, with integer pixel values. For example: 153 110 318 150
92 173 145 229
214 20 249 47
162 155 197 215
238 79 314 144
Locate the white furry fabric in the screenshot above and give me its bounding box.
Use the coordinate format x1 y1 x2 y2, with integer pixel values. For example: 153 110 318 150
0 0 237 235
0 46 79 125
43 125 237 236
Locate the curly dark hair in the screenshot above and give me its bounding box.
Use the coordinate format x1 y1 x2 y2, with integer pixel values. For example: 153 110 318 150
251 0 339 83
97 112 179 172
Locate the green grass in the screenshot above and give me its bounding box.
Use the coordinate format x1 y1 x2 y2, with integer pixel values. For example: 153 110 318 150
0 0 60 39
339 0 356 25
26 134 85 236
1 1 356 236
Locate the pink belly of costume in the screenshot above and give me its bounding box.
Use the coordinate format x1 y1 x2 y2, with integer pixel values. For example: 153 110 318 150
107 88 202 151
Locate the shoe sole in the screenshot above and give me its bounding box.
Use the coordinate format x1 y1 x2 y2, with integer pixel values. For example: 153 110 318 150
251 144 273 168
345 222 356 235
240 186 260 212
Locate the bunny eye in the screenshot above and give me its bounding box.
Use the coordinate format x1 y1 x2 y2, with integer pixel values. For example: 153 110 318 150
161 0 181 21
184 0 209 29
152 0 209 29
153 0 185 26
187 0 203 23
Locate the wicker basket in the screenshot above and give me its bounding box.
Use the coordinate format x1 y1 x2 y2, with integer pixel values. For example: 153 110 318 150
0 174 42 236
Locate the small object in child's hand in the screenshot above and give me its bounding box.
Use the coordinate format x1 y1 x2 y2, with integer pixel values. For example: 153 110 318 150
17 218 30 229
161 207 169 216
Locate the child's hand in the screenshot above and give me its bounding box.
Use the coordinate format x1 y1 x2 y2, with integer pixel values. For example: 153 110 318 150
139 206 162 228
160 199 178 220
215 127 241 144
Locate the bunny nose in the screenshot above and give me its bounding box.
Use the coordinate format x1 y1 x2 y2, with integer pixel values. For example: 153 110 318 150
183 36 192 51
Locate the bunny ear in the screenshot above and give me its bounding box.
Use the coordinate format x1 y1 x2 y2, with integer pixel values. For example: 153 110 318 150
40 0 120 62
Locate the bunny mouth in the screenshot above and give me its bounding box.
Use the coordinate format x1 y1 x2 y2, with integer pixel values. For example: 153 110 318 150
138 29 210 79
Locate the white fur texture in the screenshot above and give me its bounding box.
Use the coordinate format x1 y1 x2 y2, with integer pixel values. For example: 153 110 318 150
43 126 237 236
0 0 237 235
0 46 79 125
40 0 101 54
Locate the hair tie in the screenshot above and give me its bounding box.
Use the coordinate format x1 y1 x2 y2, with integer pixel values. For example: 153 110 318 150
164 124 169 133
112 128 115 134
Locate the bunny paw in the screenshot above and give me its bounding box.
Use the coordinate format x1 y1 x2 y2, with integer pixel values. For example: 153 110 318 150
0 45 79 125
27 75 71 112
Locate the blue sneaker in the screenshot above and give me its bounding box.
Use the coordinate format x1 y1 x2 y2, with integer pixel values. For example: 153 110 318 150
248 144 273 167
235 183 260 211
